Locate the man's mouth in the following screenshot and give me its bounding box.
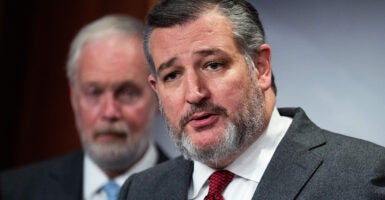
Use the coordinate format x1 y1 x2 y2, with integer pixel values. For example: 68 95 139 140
187 112 219 129
95 131 126 142
191 112 213 120
179 102 228 130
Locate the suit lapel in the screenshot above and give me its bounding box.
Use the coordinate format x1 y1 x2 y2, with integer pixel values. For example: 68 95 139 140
252 108 326 200
157 157 193 200
45 150 84 200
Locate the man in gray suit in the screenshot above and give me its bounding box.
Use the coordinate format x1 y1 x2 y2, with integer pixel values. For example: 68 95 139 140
119 0 385 199
1 15 168 200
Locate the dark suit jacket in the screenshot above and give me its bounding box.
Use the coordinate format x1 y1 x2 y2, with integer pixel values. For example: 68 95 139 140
119 108 385 200
0 147 168 200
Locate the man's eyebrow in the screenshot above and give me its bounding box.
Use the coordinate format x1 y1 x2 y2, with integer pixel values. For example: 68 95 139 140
115 80 142 95
194 48 223 57
80 81 100 88
157 57 178 76
114 80 137 88
156 48 225 76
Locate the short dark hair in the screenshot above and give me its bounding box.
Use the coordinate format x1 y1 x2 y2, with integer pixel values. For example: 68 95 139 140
144 0 277 95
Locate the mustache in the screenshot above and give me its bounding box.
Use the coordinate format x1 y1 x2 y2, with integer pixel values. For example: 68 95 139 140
179 101 228 129
94 122 130 137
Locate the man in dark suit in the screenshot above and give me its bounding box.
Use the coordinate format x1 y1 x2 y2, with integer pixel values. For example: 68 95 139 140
1 15 168 200
118 0 385 199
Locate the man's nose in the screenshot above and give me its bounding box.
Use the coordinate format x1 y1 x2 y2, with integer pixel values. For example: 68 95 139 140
185 72 210 104
101 93 121 122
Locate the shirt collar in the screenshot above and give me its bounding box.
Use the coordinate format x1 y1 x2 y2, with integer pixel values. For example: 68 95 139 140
227 107 292 182
190 107 292 198
83 143 158 199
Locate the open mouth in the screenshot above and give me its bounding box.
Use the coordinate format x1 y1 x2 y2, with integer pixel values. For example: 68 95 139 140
188 112 219 129
193 113 213 120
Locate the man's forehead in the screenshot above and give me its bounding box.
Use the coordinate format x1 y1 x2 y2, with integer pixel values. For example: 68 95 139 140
77 62 150 87
79 78 147 90
149 11 234 69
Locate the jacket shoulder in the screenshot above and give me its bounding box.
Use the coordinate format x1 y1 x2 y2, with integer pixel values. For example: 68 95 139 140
0 150 83 200
1 150 83 180
120 156 193 200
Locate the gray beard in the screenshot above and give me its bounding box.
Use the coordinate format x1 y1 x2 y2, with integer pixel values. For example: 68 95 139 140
161 81 266 167
76 120 149 171
83 139 147 171
178 122 240 167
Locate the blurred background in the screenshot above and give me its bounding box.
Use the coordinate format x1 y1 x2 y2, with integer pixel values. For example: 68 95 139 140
0 0 162 170
252 0 385 148
1 0 384 170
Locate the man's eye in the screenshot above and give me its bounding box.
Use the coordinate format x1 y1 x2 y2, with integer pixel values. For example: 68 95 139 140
84 88 103 97
205 62 224 70
116 85 142 104
163 71 180 82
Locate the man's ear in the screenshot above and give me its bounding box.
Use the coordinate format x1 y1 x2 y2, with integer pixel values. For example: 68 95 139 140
253 44 272 91
148 75 158 93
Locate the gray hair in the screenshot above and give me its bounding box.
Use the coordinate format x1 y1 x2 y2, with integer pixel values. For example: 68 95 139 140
66 14 144 83
144 0 276 94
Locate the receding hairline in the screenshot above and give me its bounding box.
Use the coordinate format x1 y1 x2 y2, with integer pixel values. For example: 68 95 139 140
147 8 240 73
67 14 144 83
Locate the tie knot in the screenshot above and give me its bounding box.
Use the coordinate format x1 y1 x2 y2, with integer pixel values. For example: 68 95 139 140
102 181 120 200
205 170 234 200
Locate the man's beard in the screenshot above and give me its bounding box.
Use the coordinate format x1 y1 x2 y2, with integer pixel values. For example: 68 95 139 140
160 80 266 167
76 121 149 171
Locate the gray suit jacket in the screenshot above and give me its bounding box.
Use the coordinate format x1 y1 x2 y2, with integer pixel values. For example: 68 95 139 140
1 147 168 200
119 108 385 200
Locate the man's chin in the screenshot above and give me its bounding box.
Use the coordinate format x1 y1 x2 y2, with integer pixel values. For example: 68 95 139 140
180 145 234 167
187 140 222 152
180 138 223 159
85 144 135 170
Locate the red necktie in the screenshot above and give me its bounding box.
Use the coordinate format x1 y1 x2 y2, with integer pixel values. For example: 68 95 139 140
204 170 234 200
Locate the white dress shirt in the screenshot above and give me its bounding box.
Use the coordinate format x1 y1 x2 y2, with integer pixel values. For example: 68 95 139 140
188 107 292 200
83 143 158 200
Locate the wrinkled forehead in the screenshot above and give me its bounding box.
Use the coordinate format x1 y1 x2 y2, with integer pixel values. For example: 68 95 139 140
76 35 150 82
148 10 235 69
